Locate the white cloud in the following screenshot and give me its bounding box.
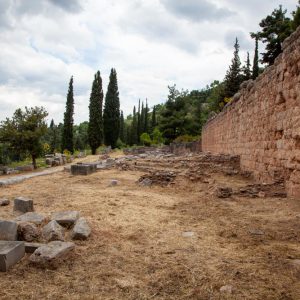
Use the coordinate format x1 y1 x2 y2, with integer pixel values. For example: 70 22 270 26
0 0 297 123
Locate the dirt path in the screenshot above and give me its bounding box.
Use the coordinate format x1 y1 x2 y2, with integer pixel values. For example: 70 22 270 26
0 155 299 299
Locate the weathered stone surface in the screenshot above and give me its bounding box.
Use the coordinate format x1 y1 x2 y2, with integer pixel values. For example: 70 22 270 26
51 211 80 227
220 285 233 294
42 220 65 242
0 241 25 272
29 241 75 268
0 198 10 206
15 212 46 225
202 26 300 198
139 178 152 187
71 217 91 240
71 164 96 175
216 187 233 198
15 165 34 172
109 179 119 187
25 242 45 254
18 222 40 242
0 220 18 240
14 197 34 213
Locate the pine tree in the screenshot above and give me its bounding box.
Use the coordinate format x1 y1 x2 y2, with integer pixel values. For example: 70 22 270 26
292 1 300 30
103 68 120 148
251 5 292 65
223 38 243 100
144 99 149 133
88 71 103 155
242 52 251 81
252 37 259 80
62 76 74 153
119 110 125 143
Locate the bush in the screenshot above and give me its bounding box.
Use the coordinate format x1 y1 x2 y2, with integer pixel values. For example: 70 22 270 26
152 128 165 145
140 133 152 146
174 135 199 143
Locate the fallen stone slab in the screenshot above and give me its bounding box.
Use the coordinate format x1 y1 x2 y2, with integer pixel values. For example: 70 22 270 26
71 164 95 175
18 222 40 242
0 220 18 241
216 187 233 198
14 197 34 213
15 212 46 225
0 198 10 206
0 241 25 272
42 220 65 242
51 211 80 227
29 241 75 268
71 217 91 240
25 242 45 254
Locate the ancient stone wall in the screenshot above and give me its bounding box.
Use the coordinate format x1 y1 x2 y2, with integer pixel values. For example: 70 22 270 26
202 27 300 197
170 141 202 155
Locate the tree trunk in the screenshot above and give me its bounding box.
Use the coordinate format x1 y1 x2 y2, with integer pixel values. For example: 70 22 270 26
32 154 37 169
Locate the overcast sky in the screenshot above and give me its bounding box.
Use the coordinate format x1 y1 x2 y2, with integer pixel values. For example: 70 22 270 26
0 0 297 124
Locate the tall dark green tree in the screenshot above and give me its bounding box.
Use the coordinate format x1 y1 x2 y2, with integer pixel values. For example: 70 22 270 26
242 52 251 81
144 99 149 133
222 38 242 100
137 99 141 142
151 105 157 131
103 68 120 148
88 71 103 154
62 76 74 153
119 110 125 143
49 119 59 153
292 1 300 30
130 106 138 145
251 5 292 65
140 101 145 134
252 37 259 79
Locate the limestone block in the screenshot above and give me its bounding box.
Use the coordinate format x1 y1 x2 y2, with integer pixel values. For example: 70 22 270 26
0 241 25 272
0 220 18 241
14 197 34 213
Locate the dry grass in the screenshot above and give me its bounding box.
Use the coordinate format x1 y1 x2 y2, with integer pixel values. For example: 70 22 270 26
0 155 300 299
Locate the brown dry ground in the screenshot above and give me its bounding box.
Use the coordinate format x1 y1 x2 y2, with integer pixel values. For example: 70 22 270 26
0 154 300 300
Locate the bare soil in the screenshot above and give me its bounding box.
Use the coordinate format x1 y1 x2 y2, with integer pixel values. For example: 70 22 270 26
0 153 299 299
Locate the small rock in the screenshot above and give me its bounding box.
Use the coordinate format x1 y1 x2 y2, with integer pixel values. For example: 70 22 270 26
42 220 65 242
18 222 40 242
14 197 34 213
248 229 265 236
220 285 233 294
29 241 75 268
216 187 233 198
24 242 45 254
258 191 266 198
51 211 80 227
139 178 152 187
71 217 91 240
0 198 10 206
109 179 119 187
182 231 195 238
0 241 25 272
0 220 18 241
15 212 46 225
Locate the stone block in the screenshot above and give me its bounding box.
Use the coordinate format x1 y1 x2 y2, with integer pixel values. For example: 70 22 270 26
42 220 65 242
14 197 34 213
71 217 91 240
18 222 40 242
0 220 18 240
0 241 25 272
25 242 45 254
29 241 75 268
51 211 80 227
15 212 46 225
71 164 95 175
0 198 10 206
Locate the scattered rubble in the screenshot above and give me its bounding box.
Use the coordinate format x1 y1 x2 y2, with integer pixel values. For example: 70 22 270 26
13 197 34 213
138 171 176 186
25 242 45 254
29 241 75 268
0 198 10 206
51 211 80 227
0 241 25 272
42 220 65 242
216 187 233 198
71 217 91 240
238 182 287 198
18 222 40 242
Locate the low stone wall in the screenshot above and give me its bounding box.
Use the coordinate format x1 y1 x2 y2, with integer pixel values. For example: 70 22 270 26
202 27 300 197
170 141 202 155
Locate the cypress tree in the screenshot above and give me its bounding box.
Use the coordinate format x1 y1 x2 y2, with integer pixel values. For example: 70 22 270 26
49 119 58 153
88 71 103 155
242 52 251 81
252 37 259 80
131 106 138 145
223 38 242 99
151 105 157 131
119 110 125 143
140 101 145 135
137 99 141 142
62 76 74 153
103 68 120 148
144 99 149 133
